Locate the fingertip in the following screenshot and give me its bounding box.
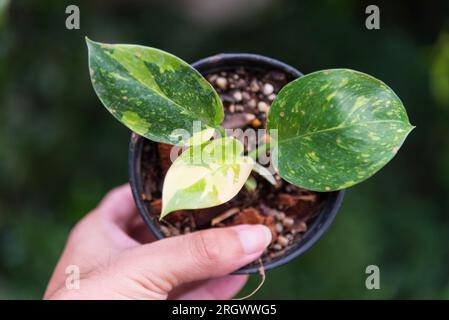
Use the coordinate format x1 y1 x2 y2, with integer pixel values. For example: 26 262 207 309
229 224 272 255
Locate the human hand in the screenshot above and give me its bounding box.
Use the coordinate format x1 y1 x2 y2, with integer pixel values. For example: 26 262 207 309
44 184 271 300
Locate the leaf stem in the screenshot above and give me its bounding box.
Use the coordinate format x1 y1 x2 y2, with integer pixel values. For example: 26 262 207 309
217 126 226 137
248 141 271 160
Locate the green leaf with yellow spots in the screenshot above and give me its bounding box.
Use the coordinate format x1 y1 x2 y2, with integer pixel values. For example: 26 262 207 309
268 69 414 192
86 38 223 145
161 137 254 218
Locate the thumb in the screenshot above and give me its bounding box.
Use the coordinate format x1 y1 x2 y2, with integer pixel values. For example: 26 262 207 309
120 224 272 289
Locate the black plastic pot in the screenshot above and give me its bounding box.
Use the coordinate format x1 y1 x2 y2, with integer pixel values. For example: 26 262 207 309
129 53 346 274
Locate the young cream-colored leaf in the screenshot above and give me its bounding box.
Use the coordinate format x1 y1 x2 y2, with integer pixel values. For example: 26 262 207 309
252 162 276 185
184 127 216 146
161 137 254 218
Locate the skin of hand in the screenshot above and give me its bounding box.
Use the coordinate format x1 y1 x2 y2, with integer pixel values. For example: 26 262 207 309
44 184 272 300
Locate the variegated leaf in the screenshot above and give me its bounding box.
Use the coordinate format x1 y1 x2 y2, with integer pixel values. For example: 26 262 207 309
86 38 223 145
268 69 414 191
161 137 254 218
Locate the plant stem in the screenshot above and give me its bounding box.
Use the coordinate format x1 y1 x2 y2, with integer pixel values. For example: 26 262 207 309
217 126 226 137
248 141 271 160
244 176 257 192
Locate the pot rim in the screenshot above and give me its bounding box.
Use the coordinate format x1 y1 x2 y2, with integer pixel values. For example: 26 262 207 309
191 53 303 78
128 52 346 274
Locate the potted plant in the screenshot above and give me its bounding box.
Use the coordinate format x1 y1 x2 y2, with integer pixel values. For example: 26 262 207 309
86 38 414 274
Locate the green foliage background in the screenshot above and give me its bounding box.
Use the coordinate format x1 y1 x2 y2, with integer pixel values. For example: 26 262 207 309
0 0 448 299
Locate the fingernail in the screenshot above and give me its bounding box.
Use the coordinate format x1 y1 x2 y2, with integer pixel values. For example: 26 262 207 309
235 225 272 254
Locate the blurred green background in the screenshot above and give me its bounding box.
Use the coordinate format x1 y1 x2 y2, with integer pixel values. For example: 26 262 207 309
0 0 448 299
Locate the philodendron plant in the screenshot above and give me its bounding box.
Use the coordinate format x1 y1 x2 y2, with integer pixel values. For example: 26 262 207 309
86 38 414 219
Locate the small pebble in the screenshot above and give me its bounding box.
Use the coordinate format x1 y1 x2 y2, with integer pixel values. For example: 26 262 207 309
268 93 276 101
160 226 171 237
244 113 256 121
236 79 246 88
272 244 283 251
263 83 274 95
208 74 218 83
258 101 269 113
242 91 251 101
248 99 257 108
276 212 286 221
184 227 191 233
232 90 243 102
171 228 180 236
277 235 289 247
235 104 244 112
220 93 234 103
229 104 236 113
216 77 228 89
293 221 307 233
260 204 279 216
286 233 294 241
283 217 294 228
233 74 239 80
250 80 260 92
251 118 262 128
275 223 284 233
